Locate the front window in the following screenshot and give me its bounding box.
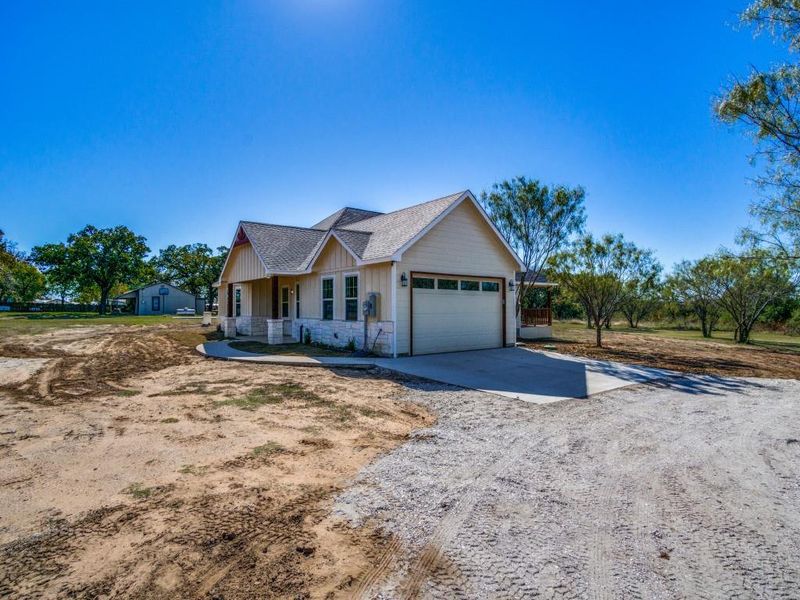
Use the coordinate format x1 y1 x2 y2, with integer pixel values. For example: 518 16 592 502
295 283 300 318
322 277 333 320
345 275 359 321
234 287 241 317
281 286 289 319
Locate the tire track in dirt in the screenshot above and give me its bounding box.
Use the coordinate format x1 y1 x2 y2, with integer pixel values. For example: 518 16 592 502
398 436 530 599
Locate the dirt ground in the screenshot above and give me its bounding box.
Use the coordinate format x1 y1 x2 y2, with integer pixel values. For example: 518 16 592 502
0 322 432 599
524 326 800 378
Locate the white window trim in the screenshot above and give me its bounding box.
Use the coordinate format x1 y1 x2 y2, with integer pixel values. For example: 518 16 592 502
344 271 359 321
281 285 290 319
295 283 301 319
321 275 335 320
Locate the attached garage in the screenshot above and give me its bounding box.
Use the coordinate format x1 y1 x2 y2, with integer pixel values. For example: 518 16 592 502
410 272 505 355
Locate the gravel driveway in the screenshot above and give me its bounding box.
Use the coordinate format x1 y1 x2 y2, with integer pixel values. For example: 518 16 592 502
335 373 800 599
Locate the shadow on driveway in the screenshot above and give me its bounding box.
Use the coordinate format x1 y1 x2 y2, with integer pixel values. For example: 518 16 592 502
376 347 764 403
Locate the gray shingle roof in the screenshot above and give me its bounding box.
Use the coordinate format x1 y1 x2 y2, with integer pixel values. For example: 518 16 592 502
311 207 383 230
233 191 469 274
337 191 465 260
239 222 326 272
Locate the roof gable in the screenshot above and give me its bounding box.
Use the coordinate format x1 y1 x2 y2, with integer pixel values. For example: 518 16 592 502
217 190 523 280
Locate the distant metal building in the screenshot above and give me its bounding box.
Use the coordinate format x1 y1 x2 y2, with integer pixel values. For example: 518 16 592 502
115 283 205 316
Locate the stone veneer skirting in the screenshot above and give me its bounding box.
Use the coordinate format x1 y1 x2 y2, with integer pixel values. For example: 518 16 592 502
293 318 394 357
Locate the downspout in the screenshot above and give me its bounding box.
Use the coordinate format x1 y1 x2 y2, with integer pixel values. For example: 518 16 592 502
391 261 397 357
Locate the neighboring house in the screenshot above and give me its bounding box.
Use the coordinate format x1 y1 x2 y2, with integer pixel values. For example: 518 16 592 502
215 190 526 356
115 283 205 316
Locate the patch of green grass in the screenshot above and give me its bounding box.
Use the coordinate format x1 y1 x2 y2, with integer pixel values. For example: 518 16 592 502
357 406 389 419
552 320 800 354
123 482 153 499
0 314 176 336
214 382 320 411
160 417 180 423
251 441 286 457
229 341 351 357
115 389 139 397
178 464 208 475
160 382 221 397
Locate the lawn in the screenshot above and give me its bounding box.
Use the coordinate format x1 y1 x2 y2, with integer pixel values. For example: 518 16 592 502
0 313 182 335
523 320 800 378
553 320 800 353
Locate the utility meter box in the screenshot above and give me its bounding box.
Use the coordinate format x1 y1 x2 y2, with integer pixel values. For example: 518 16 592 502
362 292 379 318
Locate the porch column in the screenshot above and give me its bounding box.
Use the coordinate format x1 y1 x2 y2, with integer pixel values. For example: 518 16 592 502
221 282 236 338
271 277 279 319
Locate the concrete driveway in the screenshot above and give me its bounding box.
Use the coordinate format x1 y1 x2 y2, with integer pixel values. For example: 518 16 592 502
376 346 671 404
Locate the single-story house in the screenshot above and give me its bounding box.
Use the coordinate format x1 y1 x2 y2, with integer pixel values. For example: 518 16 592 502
115 283 205 316
215 190 528 356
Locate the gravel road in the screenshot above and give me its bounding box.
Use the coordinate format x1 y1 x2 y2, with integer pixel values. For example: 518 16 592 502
335 373 800 599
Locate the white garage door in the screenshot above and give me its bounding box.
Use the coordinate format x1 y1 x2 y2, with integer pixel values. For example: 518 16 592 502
411 273 504 355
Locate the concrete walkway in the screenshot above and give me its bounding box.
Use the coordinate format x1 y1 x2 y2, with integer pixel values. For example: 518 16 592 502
198 341 671 404
196 340 376 368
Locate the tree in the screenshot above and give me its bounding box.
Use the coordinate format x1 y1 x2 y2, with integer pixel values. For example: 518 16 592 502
708 248 795 343
151 243 227 307
30 243 78 305
41 226 150 314
716 0 800 257
552 233 640 347
481 177 585 316
10 261 47 302
667 258 724 338
618 248 662 328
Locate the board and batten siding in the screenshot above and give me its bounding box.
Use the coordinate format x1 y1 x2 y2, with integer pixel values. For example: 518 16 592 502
394 199 518 355
220 235 393 323
222 243 267 283
292 238 392 321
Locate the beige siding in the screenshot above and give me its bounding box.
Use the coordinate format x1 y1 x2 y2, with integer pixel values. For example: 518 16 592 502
219 236 394 340
288 240 392 322
222 243 267 283
395 200 518 355
314 237 356 272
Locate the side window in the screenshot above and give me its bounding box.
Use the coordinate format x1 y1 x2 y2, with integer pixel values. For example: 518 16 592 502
295 283 300 318
345 275 359 321
234 287 241 317
281 287 289 318
322 277 334 320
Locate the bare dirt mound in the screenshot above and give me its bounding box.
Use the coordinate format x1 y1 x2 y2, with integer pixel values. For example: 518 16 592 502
0 323 434 598
0 323 210 404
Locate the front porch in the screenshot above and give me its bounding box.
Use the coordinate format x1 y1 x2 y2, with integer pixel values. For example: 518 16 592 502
219 275 296 344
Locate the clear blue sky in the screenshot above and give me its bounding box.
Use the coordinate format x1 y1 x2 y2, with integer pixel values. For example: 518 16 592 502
0 1 789 268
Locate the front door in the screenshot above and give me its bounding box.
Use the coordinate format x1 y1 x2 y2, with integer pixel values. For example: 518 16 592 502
281 286 291 336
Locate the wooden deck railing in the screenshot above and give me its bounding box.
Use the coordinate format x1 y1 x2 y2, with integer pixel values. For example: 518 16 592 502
521 308 552 326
